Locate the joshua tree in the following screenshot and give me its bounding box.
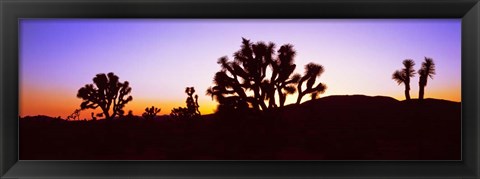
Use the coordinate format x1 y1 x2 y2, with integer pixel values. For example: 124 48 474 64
207 38 323 112
207 38 291 111
418 57 436 100
77 72 133 120
296 63 327 104
171 87 201 118
185 87 201 115
392 59 416 100
142 106 161 120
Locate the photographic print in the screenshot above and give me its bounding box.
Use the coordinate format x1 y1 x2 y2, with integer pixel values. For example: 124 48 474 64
19 19 461 160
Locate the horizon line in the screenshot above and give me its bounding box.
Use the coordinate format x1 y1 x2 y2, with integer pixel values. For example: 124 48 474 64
19 94 461 119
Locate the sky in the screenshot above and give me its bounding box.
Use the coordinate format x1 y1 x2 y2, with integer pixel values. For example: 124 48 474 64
19 19 461 118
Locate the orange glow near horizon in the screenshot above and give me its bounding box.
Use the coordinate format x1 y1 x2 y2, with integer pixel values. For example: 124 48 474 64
19 86 461 119
20 91 219 119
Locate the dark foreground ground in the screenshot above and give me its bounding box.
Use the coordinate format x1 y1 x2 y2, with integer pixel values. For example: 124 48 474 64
20 95 461 160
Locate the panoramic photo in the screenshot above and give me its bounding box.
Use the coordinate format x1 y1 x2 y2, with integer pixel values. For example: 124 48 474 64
19 19 461 160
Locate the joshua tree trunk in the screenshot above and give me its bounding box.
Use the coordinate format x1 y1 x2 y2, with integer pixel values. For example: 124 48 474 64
268 91 277 108
105 113 112 120
419 85 425 100
253 85 267 111
279 92 286 107
296 78 305 105
102 107 111 120
404 83 411 100
404 90 410 100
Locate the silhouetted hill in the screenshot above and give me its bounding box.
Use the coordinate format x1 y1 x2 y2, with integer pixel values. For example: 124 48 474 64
20 95 460 160
277 95 458 124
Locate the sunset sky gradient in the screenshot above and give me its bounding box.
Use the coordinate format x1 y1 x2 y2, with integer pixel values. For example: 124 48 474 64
19 19 461 118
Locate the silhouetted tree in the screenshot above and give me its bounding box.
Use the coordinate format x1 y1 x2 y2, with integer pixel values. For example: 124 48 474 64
296 63 327 104
418 57 436 100
392 59 416 100
185 87 201 115
77 72 133 120
207 38 322 112
171 87 201 119
142 106 161 120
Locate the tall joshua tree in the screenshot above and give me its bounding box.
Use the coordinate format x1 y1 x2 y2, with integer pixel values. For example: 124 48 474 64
418 57 436 100
392 59 416 100
296 63 327 104
77 72 133 120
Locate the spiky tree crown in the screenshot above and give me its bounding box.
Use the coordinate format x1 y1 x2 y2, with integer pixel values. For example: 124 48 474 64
402 59 416 78
419 57 436 80
392 59 416 85
77 72 132 120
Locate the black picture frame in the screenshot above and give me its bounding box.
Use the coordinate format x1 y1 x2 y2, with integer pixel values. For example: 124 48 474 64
1 0 479 178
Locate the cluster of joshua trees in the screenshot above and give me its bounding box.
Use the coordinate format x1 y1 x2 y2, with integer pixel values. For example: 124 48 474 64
206 38 326 112
74 38 327 120
392 57 436 100
76 72 133 120
72 38 438 121
74 71 202 120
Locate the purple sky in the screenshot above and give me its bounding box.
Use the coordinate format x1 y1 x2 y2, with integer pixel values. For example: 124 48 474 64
19 19 461 117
